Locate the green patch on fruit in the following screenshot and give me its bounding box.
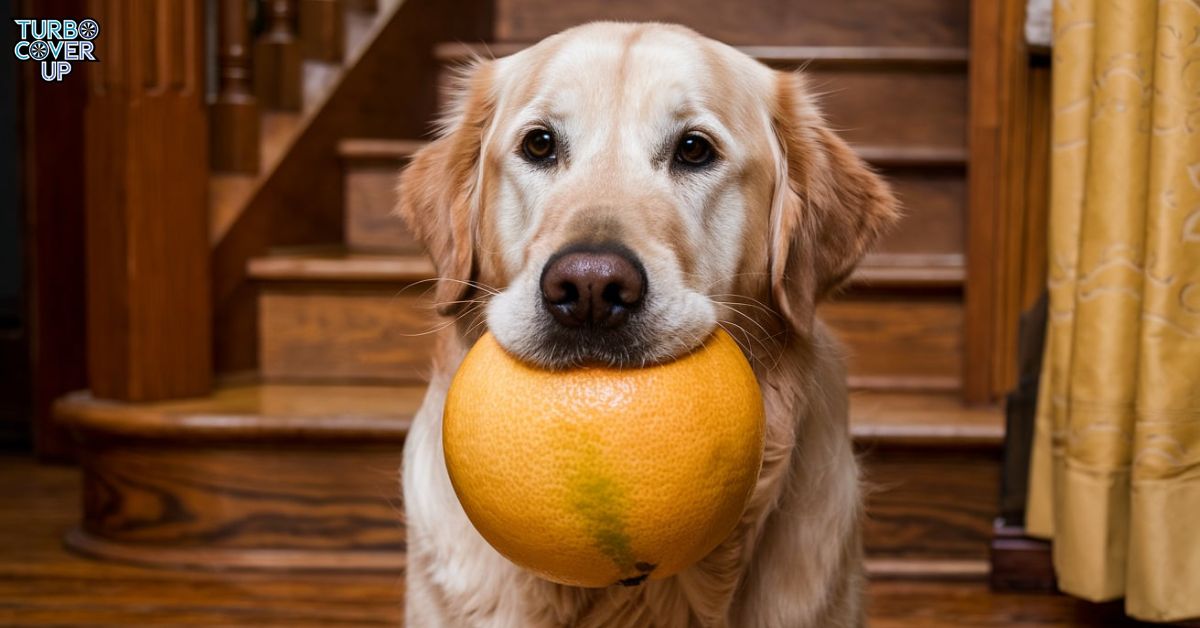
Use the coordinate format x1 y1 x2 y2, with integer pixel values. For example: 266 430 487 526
568 450 636 577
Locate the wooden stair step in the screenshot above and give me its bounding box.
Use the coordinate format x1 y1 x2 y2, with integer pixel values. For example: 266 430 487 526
428 41 968 260
249 246 435 282
55 381 424 572
487 2 968 49
339 137 967 258
433 42 968 152
250 248 963 387
434 42 969 68
209 1 399 243
338 139 426 253
57 383 998 576
250 249 438 384
851 391 1001 565
829 290 963 393
248 246 968 293
340 138 968 169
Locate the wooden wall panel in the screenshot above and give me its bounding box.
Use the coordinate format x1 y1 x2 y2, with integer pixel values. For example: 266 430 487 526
493 0 969 47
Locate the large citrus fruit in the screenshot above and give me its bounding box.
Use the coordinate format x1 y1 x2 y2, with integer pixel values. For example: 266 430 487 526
443 329 764 587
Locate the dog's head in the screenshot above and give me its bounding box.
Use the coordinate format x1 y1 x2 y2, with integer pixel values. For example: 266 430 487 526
399 22 899 368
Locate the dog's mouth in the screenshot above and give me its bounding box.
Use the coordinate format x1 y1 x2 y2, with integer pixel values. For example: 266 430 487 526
520 320 672 369
487 291 721 370
485 242 721 370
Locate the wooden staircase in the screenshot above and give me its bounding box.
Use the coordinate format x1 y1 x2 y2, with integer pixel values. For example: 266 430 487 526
61 0 1004 583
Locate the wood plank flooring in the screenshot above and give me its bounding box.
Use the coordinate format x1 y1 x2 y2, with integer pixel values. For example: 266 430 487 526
0 455 1153 626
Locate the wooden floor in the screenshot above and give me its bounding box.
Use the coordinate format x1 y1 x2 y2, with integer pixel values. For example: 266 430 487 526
0 455 1152 627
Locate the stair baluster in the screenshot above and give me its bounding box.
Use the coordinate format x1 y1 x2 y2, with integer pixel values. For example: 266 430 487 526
211 0 261 173
255 0 303 111
300 0 344 62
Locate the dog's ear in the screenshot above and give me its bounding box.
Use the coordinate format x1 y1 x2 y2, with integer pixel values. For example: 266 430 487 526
768 71 900 335
397 60 496 316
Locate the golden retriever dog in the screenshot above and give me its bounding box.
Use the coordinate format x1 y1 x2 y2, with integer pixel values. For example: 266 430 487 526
398 22 899 627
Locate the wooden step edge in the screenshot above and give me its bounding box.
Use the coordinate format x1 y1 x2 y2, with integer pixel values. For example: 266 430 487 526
336 138 963 172
248 250 435 283
849 391 1004 449
849 253 965 288
848 375 960 393
54 386 1000 450
54 383 421 442
851 422 1004 449
248 249 960 290
433 41 970 68
854 145 968 168
865 558 989 581
337 137 427 161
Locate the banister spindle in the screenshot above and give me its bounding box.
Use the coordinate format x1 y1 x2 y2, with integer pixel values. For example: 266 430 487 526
300 0 344 62
255 0 302 111
211 0 260 173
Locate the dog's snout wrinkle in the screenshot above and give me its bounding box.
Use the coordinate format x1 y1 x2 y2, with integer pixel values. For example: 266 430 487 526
540 246 646 329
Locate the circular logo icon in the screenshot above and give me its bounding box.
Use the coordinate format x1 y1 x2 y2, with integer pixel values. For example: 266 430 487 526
28 40 49 61
78 19 99 41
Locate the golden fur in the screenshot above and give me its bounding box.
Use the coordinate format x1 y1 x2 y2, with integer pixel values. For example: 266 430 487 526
397 22 899 627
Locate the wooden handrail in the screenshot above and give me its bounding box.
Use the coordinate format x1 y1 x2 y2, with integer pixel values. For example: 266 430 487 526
85 0 212 401
211 0 260 173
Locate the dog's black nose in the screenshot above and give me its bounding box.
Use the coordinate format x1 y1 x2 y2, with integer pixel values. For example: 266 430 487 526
540 246 646 329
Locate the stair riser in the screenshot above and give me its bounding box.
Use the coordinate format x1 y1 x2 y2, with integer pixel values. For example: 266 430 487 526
860 447 1000 560
436 65 966 152
68 438 994 570
349 157 965 259
491 0 968 47
345 160 422 253
875 166 964 256
259 288 436 383
70 441 406 571
824 294 962 390
258 281 960 389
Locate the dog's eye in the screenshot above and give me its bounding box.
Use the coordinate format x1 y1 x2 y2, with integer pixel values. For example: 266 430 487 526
674 134 715 167
522 129 557 164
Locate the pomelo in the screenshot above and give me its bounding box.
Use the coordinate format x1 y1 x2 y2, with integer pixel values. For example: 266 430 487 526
443 329 765 587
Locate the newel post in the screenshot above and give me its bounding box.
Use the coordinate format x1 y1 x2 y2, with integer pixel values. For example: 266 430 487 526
85 0 212 401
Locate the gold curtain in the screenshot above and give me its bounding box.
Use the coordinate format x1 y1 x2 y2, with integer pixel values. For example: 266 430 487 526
1026 0 1200 621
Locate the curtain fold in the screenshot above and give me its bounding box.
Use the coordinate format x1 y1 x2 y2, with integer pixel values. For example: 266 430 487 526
1026 0 1200 621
